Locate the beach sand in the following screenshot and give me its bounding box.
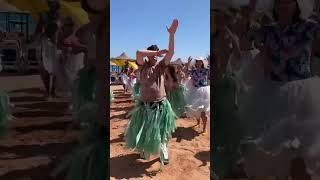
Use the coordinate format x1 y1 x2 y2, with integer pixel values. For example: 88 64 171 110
0 73 79 180
110 85 211 180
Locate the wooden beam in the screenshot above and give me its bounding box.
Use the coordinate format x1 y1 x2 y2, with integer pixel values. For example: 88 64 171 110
94 0 109 126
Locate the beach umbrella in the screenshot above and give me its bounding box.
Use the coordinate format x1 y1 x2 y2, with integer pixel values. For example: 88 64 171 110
110 61 117 66
112 52 138 70
127 61 138 70
4 0 89 26
0 0 24 13
110 59 123 66
59 1 89 26
110 59 138 70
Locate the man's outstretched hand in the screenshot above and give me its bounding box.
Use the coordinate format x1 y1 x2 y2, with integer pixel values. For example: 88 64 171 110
167 19 179 35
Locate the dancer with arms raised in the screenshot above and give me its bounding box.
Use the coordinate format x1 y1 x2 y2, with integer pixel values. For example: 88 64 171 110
125 19 179 167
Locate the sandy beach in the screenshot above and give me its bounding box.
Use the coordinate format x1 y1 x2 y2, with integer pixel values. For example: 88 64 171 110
110 85 210 180
0 73 80 180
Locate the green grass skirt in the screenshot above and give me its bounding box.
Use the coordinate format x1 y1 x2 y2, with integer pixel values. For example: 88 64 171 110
125 99 177 158
133 82 140 99
73 66 97 125
54 66 107 180
212 73 242 177
52 124 107 180
167 85 186 117
0 89 10 137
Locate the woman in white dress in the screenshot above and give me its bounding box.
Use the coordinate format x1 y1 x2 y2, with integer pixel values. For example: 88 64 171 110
41 23 61 100
185 57 210 134
52 0 108 179
127 67 137 94
120 69 129 93
227 0 320 178
55 17 77 98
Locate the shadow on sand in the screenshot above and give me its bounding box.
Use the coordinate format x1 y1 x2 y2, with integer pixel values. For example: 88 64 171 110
10 96 45 103
172 127 200 142
110 105 134 112
113 99 133 104
12 101 69 118
110 133 125 144
110 111 130 121
0 141 77 180
13 121 72 134
110 154 160 179
13 110 66 118
10 88 44 95
15 101 68 112
194 150 210 167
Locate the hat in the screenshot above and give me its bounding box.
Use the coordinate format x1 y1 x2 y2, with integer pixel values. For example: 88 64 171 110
195 57 205 61
193 57 209 68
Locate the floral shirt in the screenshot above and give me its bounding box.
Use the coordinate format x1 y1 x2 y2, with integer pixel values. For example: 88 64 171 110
248 20 320 82
190 67 209 87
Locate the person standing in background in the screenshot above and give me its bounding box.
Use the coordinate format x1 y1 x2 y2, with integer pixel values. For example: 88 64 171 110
35 0 62 99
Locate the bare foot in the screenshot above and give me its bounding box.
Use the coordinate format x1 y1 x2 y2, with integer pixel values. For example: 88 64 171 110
200 131 207 136
192 124 200 130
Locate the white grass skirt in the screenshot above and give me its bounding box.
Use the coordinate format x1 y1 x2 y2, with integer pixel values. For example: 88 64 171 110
184 85 210 118
239 76 320 176
127 78 136 93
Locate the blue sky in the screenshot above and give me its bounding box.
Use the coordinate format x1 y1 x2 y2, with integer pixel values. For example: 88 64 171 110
110 0 210 61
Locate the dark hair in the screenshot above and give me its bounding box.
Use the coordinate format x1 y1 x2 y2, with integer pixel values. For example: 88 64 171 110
196 60 205 69
273 0 301 23
45 23 58 38
147 45 159 51
167 65 178 82
81 0 101 14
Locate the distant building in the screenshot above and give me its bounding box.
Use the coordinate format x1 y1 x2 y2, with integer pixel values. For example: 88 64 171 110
0 12 37 39
110 65 121 73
